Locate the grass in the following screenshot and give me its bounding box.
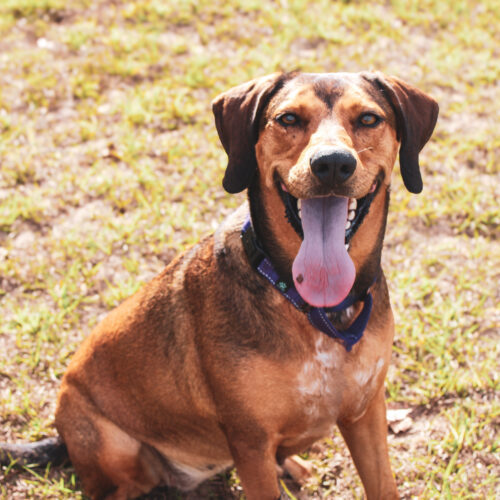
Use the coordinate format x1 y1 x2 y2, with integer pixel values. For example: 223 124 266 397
0 0 499 498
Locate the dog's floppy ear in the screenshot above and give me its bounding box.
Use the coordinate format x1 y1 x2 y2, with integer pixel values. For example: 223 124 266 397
212 73 287 194
368 74 439 194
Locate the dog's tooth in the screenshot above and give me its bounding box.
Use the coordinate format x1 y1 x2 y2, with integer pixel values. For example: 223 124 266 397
345 243 350 250
345 220 351 229
297 199 301 210
349 199 357 210
348 210 355 221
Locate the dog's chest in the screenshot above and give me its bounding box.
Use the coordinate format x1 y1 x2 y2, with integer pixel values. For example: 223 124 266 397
294 336 345 421
293 336 385 424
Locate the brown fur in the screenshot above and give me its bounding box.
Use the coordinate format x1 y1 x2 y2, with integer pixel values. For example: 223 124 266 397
54 72 438 500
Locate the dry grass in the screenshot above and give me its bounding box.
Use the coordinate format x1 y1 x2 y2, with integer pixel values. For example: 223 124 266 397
0 0 499 498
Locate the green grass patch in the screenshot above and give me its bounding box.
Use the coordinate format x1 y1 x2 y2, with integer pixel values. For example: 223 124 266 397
0 0 498 498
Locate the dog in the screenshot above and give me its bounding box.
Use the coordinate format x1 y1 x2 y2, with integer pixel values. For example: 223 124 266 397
0 72 438 500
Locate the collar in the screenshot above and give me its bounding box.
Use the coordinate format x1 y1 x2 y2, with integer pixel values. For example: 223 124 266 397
240 216 373 351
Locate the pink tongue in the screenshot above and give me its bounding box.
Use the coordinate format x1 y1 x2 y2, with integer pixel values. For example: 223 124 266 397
292 197 355 307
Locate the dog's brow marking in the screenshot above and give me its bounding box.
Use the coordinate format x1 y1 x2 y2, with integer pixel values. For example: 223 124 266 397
312 79 344 109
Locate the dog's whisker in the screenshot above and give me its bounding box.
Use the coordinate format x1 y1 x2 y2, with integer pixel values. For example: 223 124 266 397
356 147 373 154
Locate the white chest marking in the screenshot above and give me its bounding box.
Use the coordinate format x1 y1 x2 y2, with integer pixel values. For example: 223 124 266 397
297 337 341 416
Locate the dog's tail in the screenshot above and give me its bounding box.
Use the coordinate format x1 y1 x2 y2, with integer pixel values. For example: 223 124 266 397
0 436 68 468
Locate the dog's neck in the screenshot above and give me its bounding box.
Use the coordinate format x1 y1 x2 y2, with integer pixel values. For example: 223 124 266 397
247 175 390 300
248 177 299 283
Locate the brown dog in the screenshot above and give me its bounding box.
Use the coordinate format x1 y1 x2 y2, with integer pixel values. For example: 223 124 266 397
1 72 438 500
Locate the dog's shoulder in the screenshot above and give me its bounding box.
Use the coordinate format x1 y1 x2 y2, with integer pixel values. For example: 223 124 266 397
213 203 248 265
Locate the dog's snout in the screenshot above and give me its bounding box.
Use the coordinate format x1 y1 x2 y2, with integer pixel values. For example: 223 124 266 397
310 148 357 185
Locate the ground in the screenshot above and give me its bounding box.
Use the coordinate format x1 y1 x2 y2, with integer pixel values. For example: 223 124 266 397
0 0 498 498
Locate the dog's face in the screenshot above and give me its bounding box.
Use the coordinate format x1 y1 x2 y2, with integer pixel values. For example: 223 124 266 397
213 72 438 307
213 71 438 196
255 73 399 202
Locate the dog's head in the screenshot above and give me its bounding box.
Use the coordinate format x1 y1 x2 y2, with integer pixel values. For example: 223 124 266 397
212 72 438 306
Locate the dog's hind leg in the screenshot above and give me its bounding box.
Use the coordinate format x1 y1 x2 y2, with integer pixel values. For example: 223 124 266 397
99 420 167 499
56 390 164 500
61 414 165 500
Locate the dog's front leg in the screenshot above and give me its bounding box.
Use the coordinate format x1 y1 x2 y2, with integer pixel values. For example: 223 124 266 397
338 386 399 500
228 438 282 500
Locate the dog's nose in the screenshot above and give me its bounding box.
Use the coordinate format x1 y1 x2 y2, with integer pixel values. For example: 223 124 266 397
310 148 357 185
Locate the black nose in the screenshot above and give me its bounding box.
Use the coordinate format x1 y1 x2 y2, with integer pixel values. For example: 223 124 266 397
310 148 357 185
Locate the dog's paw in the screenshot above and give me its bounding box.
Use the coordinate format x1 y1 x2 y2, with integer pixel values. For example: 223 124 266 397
282 455 313 484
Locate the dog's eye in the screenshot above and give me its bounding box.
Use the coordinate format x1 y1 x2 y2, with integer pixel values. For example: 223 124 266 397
359 113 381 127
277 113 299 126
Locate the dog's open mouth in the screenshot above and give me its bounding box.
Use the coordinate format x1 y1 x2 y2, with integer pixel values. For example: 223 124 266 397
277 180 379 308
279 183 378 247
